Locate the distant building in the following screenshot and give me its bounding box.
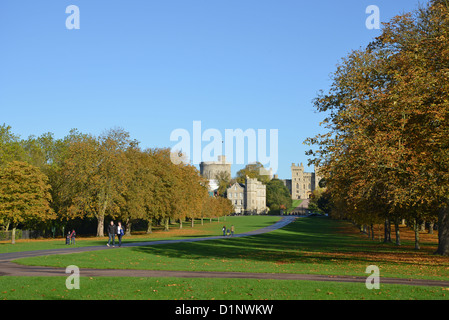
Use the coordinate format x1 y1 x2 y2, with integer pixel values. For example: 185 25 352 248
200 155 232 194
282 163 321 200
227 182 245 214
200 155 268 213
245 176 267 214
199 155 231 180
226 176 268 214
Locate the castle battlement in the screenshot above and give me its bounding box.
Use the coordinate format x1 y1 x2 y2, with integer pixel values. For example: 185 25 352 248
289 164 321 200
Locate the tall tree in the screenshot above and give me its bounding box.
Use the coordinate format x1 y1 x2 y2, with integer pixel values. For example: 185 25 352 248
0 161 55 243
60 128 132 236
0 124 26 167
306 0 449 253
266 179 292 213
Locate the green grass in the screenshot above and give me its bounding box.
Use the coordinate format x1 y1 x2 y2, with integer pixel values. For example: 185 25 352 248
15 217 449 281
6 216 449 300
0 216 281 254
0 276 448 300
287 199 303 213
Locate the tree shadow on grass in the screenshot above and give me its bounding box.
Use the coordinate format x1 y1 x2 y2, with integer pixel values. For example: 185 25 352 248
130 217 375 266
130 217 449 269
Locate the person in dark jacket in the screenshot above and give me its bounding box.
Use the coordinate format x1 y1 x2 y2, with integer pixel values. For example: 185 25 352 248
66 231 71 245
107 221 117 247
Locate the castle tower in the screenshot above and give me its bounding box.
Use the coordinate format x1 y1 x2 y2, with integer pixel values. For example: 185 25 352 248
199 155 232 180
245 176 267 214
291 163 305 199
314 166 322 190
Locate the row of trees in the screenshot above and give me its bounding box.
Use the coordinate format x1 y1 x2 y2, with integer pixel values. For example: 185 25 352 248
0 125 233 242
305 0 449 255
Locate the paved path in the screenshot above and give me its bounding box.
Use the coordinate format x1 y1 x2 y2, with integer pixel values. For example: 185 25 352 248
1 216 449 287
0 216 296 262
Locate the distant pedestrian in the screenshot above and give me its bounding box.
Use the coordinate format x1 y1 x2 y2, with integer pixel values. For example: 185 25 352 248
222 226 226 236
226 228 230 236
70 229 76 245
107 221 117 247
65 231 71 245
231 225 234 237
117 222 124 247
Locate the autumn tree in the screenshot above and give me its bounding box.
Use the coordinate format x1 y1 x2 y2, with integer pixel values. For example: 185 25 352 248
60 128 132 236
306 0 449 253
0 124 26 167
0 161 55 243
119 142 150 235
215 196 234 220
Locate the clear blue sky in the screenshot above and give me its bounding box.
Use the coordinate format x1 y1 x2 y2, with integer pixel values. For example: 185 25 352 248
0 0 428 178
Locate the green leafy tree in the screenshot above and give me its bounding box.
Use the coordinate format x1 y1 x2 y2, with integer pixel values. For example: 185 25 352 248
266 179 292 213
236 162 270 185
0 124 26 167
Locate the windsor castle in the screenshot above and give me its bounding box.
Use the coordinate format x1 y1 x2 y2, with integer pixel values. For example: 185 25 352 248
199 157 320 214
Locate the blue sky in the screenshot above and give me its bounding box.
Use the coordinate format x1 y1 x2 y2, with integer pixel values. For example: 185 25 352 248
0 0 428 178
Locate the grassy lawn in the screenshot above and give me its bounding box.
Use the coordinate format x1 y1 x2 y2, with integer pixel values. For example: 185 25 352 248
286 199 303 213
4 216 449 300
14 217 449 281
0 276 448 300
0 215 281 254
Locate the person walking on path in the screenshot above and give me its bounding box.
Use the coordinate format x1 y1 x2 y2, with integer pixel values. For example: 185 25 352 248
70 229 76 245
222 226 226 236
117 222 124 247
230 225 234 237
65 231 71 245
107 221 117 247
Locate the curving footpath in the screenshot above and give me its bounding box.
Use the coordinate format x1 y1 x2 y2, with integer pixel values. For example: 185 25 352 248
0 216 296 263
1 216 449 287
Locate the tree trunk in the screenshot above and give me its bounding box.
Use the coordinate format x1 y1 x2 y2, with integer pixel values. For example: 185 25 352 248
428 222 434 234
11 226 16 245
179 219 183 229
146 218 152 234
384 218 392 243
361 225 366 234
394 221 401 246
125 219 132 236
414 219 420 250
191 217 194 228
97 215 105 237
435 207 449 255
201 217 204 225
420 221 426 232
164 217 169 231
370 224 374 241
97 194 109 237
